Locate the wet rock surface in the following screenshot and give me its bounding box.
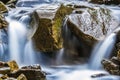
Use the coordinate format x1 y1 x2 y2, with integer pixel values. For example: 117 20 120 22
0 61 46 80
102 54 120 75
32 4 73 52
67 6 119 46
62 5 119 59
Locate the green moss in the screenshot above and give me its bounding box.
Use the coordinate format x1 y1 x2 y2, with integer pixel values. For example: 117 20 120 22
52 4 73 48
32 4 73 52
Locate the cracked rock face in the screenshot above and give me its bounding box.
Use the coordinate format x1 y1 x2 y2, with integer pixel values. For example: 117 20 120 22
67 7 119 45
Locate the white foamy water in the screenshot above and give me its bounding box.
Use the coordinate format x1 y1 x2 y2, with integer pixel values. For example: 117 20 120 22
8 20 27 64
24 40 36 64
6 13 36 64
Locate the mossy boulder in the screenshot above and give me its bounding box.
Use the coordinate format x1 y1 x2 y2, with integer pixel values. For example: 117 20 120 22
88 0 120 5
7 60 19 72
0 1 8 13
31 4 73 52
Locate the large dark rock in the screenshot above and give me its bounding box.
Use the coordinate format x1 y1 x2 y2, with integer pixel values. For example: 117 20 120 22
8 69 45 80
102 58 120 75
66 6 119 47
62 6 119 60
88 0 120 5
0 1 8 13
31 4 73 52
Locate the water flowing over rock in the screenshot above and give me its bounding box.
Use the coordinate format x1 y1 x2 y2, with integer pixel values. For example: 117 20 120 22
31 4 73 52
66 6 119 47
88 0 120 5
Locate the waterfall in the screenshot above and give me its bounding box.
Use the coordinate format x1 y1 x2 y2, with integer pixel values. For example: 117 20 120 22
8 20 27 64
6 11 36 64
0 29 8 61
56 48 64 65
24 40 36 64
89 33 117 69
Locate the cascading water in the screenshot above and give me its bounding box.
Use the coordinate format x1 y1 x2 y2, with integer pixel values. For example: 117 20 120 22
0 29 8 61
89 33 117 69
8 20 27 64
24 40 36 64
5 9 37 65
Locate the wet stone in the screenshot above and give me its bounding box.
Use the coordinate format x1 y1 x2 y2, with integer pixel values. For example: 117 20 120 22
91 73 109 78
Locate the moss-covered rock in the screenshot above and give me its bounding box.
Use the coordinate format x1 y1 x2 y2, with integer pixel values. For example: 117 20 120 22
31 4 73 52
0 1 8 13
7 60 19 72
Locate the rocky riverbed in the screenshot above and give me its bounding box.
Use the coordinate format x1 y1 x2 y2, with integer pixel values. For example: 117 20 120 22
0 0 120 80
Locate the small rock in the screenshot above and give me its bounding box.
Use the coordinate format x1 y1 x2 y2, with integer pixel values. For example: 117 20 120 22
91 73 109 78
117 50 120 60
8 69 46 80
21 64 41 70
17 74 27 80
7 60 19 72
0 61 9 68
0 1 8 13
102 59 120 75
0 74 9 79
0 15 8 29
110 57 120 65
0 67 11 75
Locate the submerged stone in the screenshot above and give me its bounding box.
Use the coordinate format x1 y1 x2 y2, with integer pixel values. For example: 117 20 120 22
17 74 27 80
31 4 73 52
0 67 11 75
7 60 19 72
21 64 41 70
